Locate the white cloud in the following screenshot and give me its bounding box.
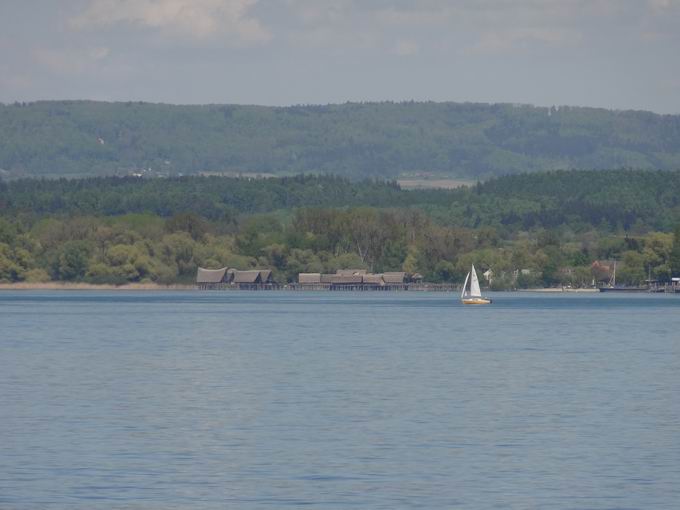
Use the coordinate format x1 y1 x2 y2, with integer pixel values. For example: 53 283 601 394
33 47 110 74
71 0 270 45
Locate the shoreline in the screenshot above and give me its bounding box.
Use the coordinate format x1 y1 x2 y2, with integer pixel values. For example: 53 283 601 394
1 282 602 292
0 282 195 291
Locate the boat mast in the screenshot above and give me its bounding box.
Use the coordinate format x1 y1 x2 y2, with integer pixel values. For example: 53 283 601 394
608 261 617 288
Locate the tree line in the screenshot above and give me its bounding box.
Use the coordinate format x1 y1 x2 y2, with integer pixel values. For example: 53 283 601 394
2 170 680 287
2 170 680 232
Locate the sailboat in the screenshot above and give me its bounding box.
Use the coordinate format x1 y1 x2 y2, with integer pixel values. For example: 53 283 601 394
598 260 648 292
461 264 492 305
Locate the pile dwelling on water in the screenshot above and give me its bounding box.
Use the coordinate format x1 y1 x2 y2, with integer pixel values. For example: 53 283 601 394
196 267 276 290
297 270 420 290
196 267 458 291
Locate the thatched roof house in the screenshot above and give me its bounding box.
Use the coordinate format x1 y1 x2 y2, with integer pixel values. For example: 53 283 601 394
196 267 229 284
299 273 322 284
329 274 364 284
300 270 412 286
297 269 421 288
362 274 384 285
197 267 275 286
382 272 406 284
233 270 262 284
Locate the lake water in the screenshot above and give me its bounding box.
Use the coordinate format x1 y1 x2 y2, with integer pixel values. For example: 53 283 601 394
1 291 679 509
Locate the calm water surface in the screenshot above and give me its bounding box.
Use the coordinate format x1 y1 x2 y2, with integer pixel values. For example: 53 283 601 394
1 291 679 509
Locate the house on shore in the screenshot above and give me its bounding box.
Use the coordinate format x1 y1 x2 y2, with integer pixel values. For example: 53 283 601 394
382 272 407 288
232 270 274 289
196 267 276 290
196 267 229 289
672 277 680 293
298 273 322 285
297 269 410 290
198 267 445 291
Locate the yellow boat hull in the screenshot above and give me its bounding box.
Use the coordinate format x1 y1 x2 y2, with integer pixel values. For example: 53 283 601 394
462 298 492 305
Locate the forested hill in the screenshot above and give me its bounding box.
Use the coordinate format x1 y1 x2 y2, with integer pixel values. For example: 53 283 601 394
1 101 680 179
2 170 680 232
2 170 680 286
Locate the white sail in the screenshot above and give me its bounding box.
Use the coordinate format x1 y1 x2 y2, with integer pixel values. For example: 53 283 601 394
461 271 470 299
470 264 482 298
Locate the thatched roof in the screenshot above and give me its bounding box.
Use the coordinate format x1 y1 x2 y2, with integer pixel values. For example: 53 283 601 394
299 273 321 284
362 274 383 285
196 267 228 284
320 274 334 283
336 269 367 276
383 272 406 284
330 274 363 284
259 270 273 283
233 270 261 283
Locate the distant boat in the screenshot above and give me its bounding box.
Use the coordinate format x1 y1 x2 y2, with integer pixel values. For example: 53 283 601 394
461 264 492 305
598 261 648 292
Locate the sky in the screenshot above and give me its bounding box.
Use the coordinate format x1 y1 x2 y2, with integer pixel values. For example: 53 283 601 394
1 0 679 113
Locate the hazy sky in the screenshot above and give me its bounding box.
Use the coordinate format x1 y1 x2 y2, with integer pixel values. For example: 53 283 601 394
1 0 679 113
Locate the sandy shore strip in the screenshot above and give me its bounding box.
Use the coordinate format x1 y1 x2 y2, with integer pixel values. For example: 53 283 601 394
0 282 195 291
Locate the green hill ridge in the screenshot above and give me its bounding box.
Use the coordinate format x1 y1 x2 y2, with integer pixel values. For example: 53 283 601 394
1 101 679 179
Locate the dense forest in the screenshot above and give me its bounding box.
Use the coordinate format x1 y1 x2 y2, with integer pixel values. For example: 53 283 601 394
2 101 680 179
2 170 680 287
3 170 680 231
